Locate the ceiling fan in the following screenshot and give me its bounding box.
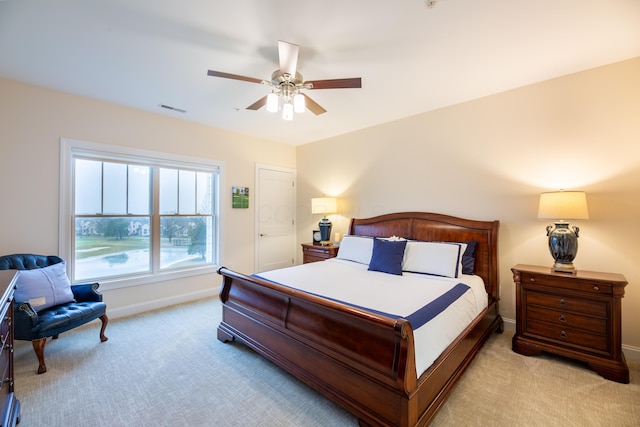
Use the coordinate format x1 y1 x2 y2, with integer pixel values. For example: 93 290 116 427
207 40 362 119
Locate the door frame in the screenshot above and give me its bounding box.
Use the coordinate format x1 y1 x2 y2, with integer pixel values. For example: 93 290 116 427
254 163 297 272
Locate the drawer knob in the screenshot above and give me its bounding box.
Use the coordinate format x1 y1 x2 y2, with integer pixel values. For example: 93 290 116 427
529 277 536 282
593 285 600 291
560 331 568 339
0 377 13 388
559 315 567 323
559 299 567 306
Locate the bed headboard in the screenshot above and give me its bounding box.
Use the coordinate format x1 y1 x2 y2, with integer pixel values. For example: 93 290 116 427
349 212 500 302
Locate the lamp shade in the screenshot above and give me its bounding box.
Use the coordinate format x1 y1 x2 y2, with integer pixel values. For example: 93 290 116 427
311 198 337 215
537 191 589 220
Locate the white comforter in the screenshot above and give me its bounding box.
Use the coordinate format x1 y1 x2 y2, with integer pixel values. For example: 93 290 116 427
256 258 488 377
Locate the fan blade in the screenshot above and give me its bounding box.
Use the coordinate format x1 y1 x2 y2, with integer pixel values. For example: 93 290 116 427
302 94 327 115
306 77 362 90
246 96 267 111
278 40 299 77
207 70 263 84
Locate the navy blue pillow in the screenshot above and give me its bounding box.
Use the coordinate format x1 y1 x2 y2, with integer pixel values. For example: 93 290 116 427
461 241 477 275
368 238 407 275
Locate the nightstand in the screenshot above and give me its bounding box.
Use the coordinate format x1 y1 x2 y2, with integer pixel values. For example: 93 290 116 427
511 264 629 383
301 243 339 264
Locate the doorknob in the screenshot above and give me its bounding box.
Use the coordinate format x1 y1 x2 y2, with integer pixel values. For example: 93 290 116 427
260 233 267 237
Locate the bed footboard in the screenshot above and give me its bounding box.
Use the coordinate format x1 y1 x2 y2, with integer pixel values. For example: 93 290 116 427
218 267 419 426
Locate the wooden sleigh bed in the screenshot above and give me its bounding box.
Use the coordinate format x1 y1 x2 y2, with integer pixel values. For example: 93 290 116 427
217 212 503 426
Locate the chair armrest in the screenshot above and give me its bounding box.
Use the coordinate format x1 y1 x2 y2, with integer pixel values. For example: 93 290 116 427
71 283 103 303
14 302 39 339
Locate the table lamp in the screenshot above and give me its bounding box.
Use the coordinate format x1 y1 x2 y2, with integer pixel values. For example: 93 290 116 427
311 197 337 245
538 191 589 273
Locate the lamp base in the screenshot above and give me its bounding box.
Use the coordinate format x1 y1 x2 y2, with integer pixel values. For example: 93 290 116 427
319 217 333 247
547 222 580 275
552 262 577 274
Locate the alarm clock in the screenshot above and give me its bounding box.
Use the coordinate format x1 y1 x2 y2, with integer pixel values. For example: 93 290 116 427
312 230 322 245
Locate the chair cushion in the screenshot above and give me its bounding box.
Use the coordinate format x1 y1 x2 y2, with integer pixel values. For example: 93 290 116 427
29 302 107 340
14 261 75 311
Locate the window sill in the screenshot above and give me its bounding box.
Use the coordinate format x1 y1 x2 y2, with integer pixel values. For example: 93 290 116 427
82 265 220 291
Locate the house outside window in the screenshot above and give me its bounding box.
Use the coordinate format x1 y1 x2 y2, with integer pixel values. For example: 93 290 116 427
60 139 221 289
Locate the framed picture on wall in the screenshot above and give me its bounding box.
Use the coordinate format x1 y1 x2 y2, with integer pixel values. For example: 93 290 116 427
232 186 249 208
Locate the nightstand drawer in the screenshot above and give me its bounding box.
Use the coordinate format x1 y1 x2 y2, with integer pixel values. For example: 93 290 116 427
303 246 332 257
526 319 608 352
301 243 339 264
303 254 328 263
524 290 605 316
520 272 612 294
526 305 607 334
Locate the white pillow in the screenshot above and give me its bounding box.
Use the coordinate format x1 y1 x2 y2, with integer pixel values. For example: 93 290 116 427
402 241 466 278
14 261 76 311
336 235 374 265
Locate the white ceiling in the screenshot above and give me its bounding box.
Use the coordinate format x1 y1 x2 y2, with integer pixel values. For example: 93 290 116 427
1 0 639 146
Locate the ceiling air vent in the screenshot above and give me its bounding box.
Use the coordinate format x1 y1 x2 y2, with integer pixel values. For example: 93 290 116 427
160 104 186 113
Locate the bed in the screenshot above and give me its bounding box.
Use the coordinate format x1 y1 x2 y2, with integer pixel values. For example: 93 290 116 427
217 212 502 426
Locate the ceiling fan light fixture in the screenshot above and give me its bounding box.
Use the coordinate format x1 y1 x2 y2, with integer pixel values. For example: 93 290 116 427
266 92 279 112
293 93 305 113
207 40 362 120
282 102 294 120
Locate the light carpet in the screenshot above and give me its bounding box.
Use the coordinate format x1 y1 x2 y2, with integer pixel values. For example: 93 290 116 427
13 298 640 426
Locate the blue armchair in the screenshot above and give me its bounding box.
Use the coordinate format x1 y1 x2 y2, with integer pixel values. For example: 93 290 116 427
0 254 108 374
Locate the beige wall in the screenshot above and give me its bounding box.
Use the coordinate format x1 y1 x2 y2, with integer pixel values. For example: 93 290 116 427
0 78 296 317
296 58 640 355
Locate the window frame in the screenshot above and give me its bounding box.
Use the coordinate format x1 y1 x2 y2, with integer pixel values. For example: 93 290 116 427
60 138 223 290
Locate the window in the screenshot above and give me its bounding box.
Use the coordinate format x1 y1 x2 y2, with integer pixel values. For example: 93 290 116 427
60 139 221 288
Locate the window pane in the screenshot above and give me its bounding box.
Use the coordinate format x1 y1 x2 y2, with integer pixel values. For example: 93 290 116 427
197 172 213 214
128 165 150 214
160 216 213 270
103 162 127 214
178 170 196 214
74 216 150 281
75 159 102 214
159 168 178 214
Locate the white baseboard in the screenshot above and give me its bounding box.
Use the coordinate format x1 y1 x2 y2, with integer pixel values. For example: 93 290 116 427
107 287 220 320
624 345 640 363
502 317 516 332
500 317 640 363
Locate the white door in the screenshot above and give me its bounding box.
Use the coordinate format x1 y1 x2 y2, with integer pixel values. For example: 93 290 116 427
255 164 296 273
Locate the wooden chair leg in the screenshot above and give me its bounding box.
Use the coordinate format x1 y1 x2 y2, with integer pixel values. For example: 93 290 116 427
99 314 109 342
32 338 47 374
